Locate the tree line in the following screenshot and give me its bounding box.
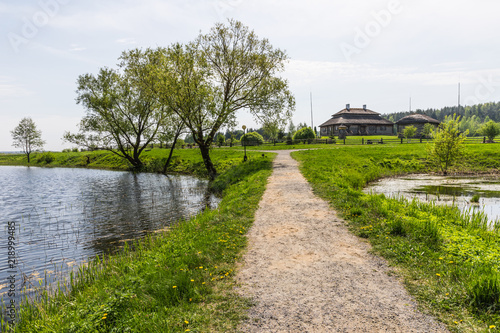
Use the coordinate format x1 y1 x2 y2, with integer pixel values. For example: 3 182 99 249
384 102 500 137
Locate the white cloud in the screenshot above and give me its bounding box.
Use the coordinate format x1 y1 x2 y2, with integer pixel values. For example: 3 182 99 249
116 38 137 45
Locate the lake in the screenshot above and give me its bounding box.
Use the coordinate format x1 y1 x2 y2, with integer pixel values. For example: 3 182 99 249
364 174 500 223
0 166 219 304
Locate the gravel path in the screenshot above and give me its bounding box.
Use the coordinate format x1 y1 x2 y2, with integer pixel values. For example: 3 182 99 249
235 150 448 332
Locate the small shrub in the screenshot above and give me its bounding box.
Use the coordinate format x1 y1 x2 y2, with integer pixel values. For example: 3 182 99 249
36 152 55 164
470 194 480 203
293 127 315 140
241 132 264 146
390 219 406 236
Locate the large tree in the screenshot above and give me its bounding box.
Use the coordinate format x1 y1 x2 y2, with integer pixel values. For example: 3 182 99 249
154 20 295 179
11 117 45 163
64 50 166 169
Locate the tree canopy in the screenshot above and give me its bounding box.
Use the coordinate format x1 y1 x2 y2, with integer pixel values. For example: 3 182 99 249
11 117 45 163
64 50 167 169
427 114 468 175
479 120 500 142
152 20 294 179
293 127 315 140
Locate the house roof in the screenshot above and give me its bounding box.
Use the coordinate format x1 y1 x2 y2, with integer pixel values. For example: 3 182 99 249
396 114 440 125
319 107 394 127
333 107 380 116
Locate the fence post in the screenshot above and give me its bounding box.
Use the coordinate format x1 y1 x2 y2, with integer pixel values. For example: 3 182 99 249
484 136 486 143
362 138 364 145
401 138 403 144
420 137 422 143
343 138 346 145
381 138 383 144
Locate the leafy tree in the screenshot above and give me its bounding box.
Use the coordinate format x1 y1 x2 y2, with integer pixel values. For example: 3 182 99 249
11 117 45 163
296 122 308 130
427 114 468 175
479 120 500 142
293 127 315 140
153 20 294 179
241 131 264 145
64 50 166 169
288 121 296 137
262 108 290 145
422 123 434 140
217 133 225 147
403 125 417 142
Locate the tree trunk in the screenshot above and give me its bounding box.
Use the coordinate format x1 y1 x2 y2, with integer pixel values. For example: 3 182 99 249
27 152 30 164
199 143 217 180
163 131 181 174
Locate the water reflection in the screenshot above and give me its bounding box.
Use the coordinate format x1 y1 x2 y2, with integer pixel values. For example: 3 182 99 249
364 174 500 223
0 166 219 303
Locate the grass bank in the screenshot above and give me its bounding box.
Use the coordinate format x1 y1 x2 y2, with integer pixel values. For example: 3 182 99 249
294 143 500 332
0 148 261 178
2 151 274 332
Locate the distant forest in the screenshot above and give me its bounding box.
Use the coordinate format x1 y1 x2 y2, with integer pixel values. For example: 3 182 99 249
383 102 500 136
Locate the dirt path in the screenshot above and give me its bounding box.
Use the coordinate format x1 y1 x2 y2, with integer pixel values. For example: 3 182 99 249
235 150 448 332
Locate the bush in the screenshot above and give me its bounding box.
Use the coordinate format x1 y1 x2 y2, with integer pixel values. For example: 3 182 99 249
293 127 315 140
479 120 500 142
174 139 185 148
241 132 264 146
36 152 56 164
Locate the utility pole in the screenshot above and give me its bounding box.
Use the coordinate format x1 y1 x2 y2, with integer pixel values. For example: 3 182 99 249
310 92 314 133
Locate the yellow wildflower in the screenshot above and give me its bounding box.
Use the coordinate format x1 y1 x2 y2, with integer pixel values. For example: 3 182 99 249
436 273 441 277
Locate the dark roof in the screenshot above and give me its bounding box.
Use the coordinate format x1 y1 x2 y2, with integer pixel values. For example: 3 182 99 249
396 114 440 125
333 108 380 116
319 107 394 127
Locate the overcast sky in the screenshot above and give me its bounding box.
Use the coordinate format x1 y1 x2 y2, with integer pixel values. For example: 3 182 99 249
2 0 500 151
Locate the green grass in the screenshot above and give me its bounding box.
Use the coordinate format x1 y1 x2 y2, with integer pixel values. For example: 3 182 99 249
293 144 500 332
0 148 264 177
2 152 274 332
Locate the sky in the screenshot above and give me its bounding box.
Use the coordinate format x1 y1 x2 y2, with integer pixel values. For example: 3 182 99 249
2 0 500 151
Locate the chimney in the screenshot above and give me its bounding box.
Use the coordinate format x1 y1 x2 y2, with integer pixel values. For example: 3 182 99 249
346 104 350 111
363 104 367 110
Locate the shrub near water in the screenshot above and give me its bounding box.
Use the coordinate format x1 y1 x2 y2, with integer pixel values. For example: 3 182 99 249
294 145 500 331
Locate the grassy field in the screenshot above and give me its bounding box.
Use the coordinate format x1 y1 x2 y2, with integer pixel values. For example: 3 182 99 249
1 149 274 332
294 143 500 332
0 148 263 178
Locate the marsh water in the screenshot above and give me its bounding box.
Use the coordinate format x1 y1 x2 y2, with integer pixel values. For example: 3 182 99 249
0 166 219 303
364 174 500 223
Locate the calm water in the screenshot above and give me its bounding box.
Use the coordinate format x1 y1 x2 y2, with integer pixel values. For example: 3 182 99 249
0 166 219 303
364 174 500 223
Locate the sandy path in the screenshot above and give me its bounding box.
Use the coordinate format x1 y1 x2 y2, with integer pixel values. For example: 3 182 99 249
236 150 448 332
